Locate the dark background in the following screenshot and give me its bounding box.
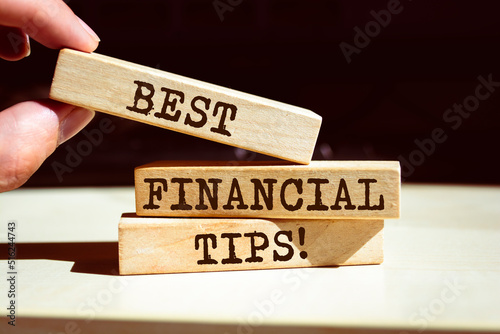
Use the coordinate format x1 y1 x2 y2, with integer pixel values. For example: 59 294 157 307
2 0 500 187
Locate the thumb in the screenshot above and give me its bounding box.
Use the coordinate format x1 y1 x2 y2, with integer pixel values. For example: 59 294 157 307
0 100 94 192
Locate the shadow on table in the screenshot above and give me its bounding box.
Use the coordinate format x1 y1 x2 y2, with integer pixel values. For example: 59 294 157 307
0 242 119 275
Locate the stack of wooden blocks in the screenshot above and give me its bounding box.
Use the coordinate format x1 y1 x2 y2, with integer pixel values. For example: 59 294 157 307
50 49 401 275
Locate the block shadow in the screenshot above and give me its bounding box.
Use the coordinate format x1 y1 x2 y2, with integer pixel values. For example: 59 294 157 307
0 242 119 275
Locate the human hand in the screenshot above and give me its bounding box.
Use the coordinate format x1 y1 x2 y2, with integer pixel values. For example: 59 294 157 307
0 0 100 192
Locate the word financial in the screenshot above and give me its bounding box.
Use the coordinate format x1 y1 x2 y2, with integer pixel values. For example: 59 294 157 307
141 177 383 213
135 161 400 219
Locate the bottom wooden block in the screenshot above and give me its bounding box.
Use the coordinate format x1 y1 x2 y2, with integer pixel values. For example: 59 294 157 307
118 213 384 275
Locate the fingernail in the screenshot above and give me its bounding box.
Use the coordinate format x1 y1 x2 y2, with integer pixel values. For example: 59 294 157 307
58 107 95 145
77 16 101 43
24 37 31 58
0 28 30 61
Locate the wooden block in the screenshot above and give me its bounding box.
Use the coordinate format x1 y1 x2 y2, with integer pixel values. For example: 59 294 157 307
135 160 400 219
49 49 322 164
118 213 384 275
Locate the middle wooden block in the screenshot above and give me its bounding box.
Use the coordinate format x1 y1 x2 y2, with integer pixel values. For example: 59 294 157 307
135 161 400 219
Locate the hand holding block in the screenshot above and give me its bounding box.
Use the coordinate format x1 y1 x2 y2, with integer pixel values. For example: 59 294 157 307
135 161 400 219
49 49 322 164
118 214 383 275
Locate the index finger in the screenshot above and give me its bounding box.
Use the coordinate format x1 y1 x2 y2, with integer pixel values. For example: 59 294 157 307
0 0 99 52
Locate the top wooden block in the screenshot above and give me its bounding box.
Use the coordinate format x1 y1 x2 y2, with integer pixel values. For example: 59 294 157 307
49 49 321 164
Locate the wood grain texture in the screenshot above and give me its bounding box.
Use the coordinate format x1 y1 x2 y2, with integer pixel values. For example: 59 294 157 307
49 49 321 164
118 213 383 275
135 160 400 219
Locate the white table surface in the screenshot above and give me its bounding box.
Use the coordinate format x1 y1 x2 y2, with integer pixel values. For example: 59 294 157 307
1 184 499 333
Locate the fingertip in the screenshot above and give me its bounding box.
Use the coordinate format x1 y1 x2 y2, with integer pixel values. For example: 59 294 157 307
0 0 100 54
0 26 30 61
77 16 100 44
71 16 100 53
58 107 95 145
0 100 95 192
